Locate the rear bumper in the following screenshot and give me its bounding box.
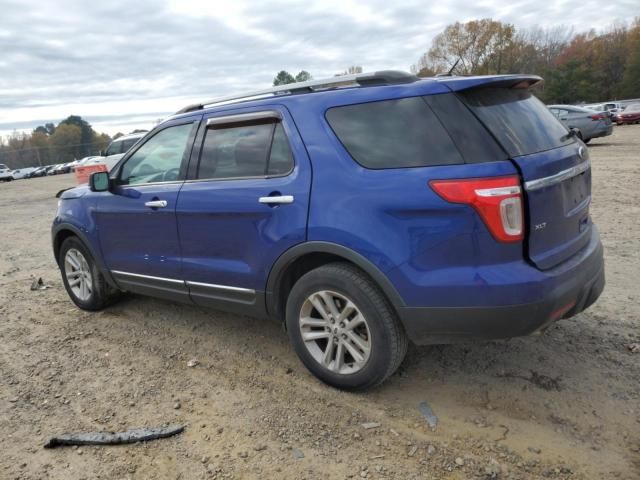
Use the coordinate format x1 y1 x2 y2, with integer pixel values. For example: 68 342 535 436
589 124 613 139
398 227 605 345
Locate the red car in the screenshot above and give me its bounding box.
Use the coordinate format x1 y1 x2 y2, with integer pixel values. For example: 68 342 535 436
615 103 640 125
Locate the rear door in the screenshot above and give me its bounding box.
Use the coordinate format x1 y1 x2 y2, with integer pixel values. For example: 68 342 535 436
176 106 311 313
459 86 591 270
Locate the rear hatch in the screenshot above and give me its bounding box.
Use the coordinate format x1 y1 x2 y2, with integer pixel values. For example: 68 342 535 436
441 76 592 270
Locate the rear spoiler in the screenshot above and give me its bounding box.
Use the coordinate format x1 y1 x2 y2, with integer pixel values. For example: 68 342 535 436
434 75 543 92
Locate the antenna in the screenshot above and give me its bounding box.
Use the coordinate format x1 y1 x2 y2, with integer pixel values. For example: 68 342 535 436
435 58 461 77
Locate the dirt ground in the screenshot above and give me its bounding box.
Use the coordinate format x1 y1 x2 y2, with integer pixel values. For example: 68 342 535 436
1 126 639 480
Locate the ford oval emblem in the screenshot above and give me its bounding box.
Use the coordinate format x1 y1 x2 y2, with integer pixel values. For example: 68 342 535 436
578 145 586 160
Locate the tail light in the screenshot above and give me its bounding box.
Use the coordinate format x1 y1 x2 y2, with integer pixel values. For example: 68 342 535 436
430 176 524 243
589 113 606 120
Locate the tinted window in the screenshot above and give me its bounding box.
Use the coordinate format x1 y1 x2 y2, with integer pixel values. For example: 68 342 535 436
326 97 463 169
104 141 122 156
198 122 293 180
121 138 139 153
423 94 506 164
120 123 193 185
268 124 293 175
460 88 573 156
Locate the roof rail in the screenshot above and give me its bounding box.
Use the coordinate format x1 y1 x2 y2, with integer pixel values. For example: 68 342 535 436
175 70 420 114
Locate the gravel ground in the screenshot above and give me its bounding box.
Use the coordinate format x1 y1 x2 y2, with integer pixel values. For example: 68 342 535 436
1 126 639 480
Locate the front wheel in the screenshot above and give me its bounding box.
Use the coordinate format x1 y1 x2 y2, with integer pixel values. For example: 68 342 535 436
59 237 119 311
286 263 408 390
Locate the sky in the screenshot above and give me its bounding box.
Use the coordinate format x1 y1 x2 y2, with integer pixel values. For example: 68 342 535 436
0 0 637 138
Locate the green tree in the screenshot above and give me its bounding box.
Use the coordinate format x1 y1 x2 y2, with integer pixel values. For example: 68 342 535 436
59 115 95 157
621 19 640 98
30 131 50 166
49 124 82 162
273 70 296 86
295 70 312 82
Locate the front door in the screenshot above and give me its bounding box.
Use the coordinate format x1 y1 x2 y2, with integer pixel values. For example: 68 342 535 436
176 107 311 314
96 118 200 301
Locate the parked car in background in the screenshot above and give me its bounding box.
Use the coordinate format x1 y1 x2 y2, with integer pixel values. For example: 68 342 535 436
26 166 49 178
95 132 146 171
47 164 63 175
53 71 604 390
0 163 13 181
615 103 640 125
548 105 613 143
11 167 38 179
74 156 102 170
584 102 625 116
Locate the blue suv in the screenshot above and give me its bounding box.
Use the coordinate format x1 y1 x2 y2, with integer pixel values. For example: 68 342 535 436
52 71 604 390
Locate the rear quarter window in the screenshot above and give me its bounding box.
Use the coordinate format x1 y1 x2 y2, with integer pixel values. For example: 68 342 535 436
326 97 464 169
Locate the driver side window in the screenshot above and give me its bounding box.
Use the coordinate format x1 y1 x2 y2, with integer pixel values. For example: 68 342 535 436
120 123 194 185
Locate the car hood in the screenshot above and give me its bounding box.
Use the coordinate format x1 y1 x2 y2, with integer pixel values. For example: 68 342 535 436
58 185 90 199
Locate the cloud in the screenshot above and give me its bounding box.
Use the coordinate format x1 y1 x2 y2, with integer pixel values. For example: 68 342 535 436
0 0 637 136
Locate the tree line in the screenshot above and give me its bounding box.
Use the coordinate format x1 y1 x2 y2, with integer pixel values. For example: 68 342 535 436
0 116 112 169
275 18 639 104
411 18 639 103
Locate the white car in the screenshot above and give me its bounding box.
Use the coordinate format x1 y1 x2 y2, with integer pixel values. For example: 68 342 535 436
74 156 101 169
0 164 13 181
11 167 38 179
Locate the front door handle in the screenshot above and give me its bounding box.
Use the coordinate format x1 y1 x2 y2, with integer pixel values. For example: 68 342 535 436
259 195 294 205
144 200 167 208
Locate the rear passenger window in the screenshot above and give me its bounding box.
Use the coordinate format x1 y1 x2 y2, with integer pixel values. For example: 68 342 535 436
326 97 463 169
198 122 293 179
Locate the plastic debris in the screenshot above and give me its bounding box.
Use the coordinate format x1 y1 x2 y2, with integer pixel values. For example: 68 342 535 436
44 425 184 448
30 277 49 291
418 401 438 428
361 422 381 430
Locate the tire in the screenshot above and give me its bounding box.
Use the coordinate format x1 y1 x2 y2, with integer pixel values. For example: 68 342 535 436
285 262 408 391
58 236 119 311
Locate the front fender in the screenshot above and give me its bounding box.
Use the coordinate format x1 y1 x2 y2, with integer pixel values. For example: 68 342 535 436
52 196 117 289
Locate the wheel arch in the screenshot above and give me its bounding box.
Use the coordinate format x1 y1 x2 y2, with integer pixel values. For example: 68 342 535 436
265 242 405 323
52 223 118 288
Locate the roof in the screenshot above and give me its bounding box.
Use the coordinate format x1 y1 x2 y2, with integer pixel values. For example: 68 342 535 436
165 72 544 125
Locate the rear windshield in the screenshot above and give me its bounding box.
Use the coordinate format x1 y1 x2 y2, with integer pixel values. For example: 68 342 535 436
460 88 574 156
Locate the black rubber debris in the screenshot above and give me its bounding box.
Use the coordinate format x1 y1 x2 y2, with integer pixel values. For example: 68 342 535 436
44 425 185 448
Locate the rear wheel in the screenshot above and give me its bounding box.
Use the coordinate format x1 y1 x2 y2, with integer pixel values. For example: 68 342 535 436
59 237 119 311
286 262 408 390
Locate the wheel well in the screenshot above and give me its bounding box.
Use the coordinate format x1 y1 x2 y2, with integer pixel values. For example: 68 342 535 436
53 229 77 264
271 252 391 324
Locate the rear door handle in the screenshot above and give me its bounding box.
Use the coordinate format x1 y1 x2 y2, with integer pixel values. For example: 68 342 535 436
144 200 167 208
258 195 294 205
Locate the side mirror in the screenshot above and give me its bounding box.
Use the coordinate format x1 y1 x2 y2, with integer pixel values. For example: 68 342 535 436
89 171 110 192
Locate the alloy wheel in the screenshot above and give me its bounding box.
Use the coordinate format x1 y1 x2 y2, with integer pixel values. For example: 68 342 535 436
299 290 372 374
64 248 93 302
